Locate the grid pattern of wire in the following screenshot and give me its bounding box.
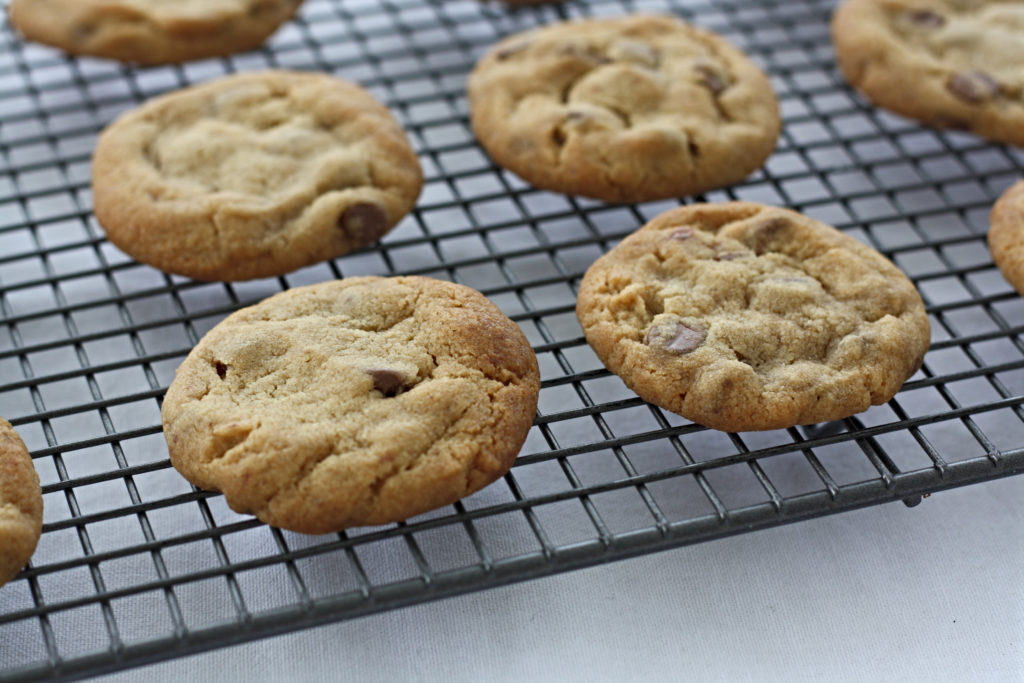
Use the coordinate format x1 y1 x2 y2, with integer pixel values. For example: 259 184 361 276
1 0 1023 679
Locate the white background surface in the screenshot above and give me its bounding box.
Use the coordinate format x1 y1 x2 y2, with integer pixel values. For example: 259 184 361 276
100 474 1024 682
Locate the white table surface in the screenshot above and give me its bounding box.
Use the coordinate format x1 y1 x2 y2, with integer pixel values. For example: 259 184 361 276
98 473 1024 682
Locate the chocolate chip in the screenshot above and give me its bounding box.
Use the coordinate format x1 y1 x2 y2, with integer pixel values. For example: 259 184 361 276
339 203 389 243
907 9 945 28
496 41 531 61
750 217 789 255
946 71 1000 104
73 23 98 41
694 62 729 95
214 361 228 379
645 321 706 354
715 251 748 261
366 368 406 397
670 227 694 240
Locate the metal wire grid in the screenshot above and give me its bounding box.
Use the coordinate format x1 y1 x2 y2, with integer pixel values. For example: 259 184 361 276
0 0 1022 678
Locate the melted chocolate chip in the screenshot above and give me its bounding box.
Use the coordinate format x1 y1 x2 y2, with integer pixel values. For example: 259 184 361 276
646 321 706 354
366 368 406 397
750 217 789 255
694 62 728 95
946 71 1000 104
670 227 694 240
907 9 945 28
73 23 98 41
214 361 228 379
339 203 389 243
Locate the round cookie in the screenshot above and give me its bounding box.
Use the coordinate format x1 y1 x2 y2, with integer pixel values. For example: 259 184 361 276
989 180 1024 295
467 14 780 203
9 0 304 65
1 419 43 587
832 0 1024 147
92 70 422 282
161 276 540 534
576 203 931 432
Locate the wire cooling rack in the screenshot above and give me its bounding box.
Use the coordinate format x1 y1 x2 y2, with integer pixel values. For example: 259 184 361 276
1 0 1023 679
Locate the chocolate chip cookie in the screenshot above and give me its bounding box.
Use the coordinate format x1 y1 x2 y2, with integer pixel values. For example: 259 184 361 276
92 70 422 281
0 419 43 587
576 203 931 432
832 0 1024 146
9 0 303 65
162 276 540 534
989 180 1024 295
467 14 781 203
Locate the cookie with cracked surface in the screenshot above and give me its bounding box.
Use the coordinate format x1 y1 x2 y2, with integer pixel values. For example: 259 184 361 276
162 276 540 534
92 70 422 281
989 180 1024 295
0 419 43 587
9 0 303 65
467 14 780 203
832 0 1024 146
576 203 931 432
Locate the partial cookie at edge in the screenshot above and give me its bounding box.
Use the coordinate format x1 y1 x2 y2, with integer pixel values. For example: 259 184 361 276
162 276 540 534
0 418 43 587
9 0 304 65
576 202 931 432
989 180 1024 295
831 0 1024 147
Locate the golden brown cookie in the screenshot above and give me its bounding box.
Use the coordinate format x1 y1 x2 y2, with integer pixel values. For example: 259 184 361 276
989 180 1024 295
576 203 931 432
832 0 1024 146
0 418 43 587
467 14 780 203
162 276 540 534
9 0 303 65
92 70 423 282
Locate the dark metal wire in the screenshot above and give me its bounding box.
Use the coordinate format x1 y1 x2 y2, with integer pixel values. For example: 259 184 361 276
1 0 1023 679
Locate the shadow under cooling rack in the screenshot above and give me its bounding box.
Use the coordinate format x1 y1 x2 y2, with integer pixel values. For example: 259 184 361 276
1 0 1024 679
